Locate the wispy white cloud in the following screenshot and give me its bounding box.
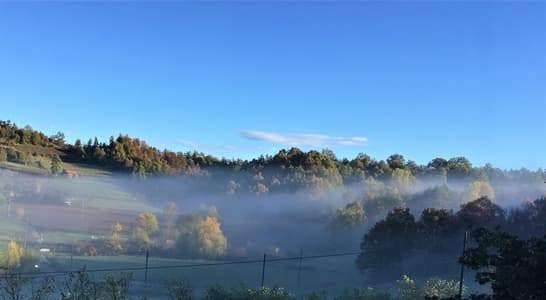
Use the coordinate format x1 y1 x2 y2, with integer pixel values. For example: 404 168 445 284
177 139 200 149
176 139 265 153
241 130 367 147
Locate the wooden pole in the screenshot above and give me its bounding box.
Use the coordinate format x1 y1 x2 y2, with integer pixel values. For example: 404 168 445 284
458 231 468 299
297 248 303 292
261 253 267 288
144 249 149 285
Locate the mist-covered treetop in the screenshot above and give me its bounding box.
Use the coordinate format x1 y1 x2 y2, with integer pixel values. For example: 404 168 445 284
0 120 544 186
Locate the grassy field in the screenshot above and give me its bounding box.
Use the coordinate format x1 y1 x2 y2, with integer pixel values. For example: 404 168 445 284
46 254 368 298
44 177 159 212
0 161 50 176
45 253 483 299
0 166 161 265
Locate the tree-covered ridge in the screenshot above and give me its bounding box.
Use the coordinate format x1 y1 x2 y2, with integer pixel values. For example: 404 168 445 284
0 121 64 147
0 120 544 191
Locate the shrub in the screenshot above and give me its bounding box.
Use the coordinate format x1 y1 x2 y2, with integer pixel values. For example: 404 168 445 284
422 277 464 299
168 280 193 300
336 288 392 300
204 285 294 300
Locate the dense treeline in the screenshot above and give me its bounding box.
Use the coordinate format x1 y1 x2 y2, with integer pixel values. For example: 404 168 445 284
1 120 544 195
357 195 546 274
0 120 65 147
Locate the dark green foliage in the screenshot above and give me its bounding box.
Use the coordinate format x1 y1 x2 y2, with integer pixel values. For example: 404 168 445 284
461 228 546 300
446 157 472 179
456 197 504 228
357 197 505 271
506 196 546 238
358 207 418 268
386 154 405 170
419 208 458 250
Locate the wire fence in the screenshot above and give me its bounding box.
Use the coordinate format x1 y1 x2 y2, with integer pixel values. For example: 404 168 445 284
0 249 468 299
1 251 362 279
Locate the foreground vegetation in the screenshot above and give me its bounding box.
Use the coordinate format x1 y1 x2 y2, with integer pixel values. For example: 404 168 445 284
0 268 466 300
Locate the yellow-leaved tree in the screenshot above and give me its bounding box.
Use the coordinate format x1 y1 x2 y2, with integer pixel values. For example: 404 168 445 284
467 180 495 202
4 240 24 269
196 216 228 257
132 212 159 250
106 221 124 253
177 211 227 258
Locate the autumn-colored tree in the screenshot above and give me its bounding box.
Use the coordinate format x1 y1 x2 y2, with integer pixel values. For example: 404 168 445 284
4 240 24 269
331 201 365 230
177 214 227 258
390 168 415 195
467 180 495 202
163 202 177 243
363 176 385 200
387 154 406 170
106 221 123 253
132 212 159 250
136 212 159 236
196 216 228 257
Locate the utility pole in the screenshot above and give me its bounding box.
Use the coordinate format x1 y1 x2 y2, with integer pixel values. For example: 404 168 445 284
144 249 149 285
297 248 303 293
458 231 468 299
261 253 267 288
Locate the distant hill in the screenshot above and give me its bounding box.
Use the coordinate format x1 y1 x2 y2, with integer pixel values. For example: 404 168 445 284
1 120 544 195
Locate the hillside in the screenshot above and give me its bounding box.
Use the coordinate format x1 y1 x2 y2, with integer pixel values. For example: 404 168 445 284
1 120 544 196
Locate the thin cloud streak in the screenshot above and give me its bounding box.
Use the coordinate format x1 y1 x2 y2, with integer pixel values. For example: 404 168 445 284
241 130 367 147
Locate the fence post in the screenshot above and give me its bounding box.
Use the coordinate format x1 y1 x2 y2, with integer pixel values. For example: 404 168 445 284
458 231 468 299
70 240 74 267
144 249 149 285
261 253 266 288
297 248 303 293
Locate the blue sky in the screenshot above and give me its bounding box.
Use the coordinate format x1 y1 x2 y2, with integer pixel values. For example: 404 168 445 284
0 2 544 169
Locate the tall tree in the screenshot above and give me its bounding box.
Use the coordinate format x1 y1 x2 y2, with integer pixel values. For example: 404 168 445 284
50 154 63 175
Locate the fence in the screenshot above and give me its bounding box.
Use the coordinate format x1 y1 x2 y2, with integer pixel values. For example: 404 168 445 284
0 249 468 299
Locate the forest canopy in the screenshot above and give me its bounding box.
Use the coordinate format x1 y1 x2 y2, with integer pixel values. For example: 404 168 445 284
0 120 544 196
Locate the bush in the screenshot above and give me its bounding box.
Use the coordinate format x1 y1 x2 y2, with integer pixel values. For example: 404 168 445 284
168 280 193 300
0 148 6 162
60 269 99 300
99 273 132 300
204 285 294 300
336 288 392 300
397 275 420 300
423 277 463 299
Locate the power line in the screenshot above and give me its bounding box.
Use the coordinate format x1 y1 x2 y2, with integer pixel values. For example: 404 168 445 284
0 250 362 279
